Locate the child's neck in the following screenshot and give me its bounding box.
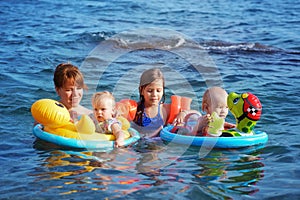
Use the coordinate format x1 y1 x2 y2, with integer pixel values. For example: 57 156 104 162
144 104 159 118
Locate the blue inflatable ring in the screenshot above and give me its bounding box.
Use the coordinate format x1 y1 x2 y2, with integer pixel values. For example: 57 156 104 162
33 124 141 150
160 125 268 148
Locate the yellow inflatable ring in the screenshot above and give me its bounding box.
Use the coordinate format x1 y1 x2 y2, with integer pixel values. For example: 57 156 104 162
31 99 70 128
31 99 140 149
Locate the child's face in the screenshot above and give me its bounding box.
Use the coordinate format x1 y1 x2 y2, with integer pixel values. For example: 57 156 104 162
93 98 114 122
141 79 164 106
56 79 83 110
208 95 229 119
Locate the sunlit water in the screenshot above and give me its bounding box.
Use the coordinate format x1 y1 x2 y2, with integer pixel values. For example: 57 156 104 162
1 0 300 199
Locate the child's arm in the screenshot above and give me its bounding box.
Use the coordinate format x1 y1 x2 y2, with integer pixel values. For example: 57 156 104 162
173 110 201 125
111 123 125 147
224 122 236 129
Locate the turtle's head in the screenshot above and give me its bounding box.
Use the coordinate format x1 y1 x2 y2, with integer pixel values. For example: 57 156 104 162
227 92 262 131
227 92 244 120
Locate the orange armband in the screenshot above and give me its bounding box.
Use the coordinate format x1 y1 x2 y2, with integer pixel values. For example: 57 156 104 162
167 95 181 124
167 95 192 124
116 99 137 121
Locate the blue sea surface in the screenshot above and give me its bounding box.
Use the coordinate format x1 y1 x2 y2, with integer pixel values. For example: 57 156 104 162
1 0 300 199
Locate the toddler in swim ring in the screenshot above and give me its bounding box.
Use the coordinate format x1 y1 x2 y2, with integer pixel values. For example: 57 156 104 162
91 91 125 147
197 86 235 136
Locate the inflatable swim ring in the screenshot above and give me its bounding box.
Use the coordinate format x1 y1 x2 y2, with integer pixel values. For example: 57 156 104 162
33 124 140 149
160 92 268 148
160 125 268 148
31 99 140 149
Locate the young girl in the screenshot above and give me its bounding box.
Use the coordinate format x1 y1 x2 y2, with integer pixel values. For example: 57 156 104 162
131 68 194 138
197 86 236 136
53 63 92 121
91 91 125 147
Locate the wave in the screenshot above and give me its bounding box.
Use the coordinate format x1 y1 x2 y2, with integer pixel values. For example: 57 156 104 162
74 31 115 43
77 29 294 55
109 27 193 50
199 40 283 53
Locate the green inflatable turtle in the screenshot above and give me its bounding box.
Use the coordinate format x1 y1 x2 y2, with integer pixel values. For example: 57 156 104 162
221 92 262 137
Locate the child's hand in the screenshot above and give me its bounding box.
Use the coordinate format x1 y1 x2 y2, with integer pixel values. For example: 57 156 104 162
69 110 78 123
197 114 212 131
115 139 124 148
114 131 125 148
173 111 187 125
111 123 125 147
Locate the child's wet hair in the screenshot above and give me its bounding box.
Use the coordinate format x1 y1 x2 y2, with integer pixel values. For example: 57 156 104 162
138 68 166 103
134 68 166 126
91 91 116 108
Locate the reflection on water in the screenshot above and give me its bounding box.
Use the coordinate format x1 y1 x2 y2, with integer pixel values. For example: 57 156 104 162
29 147 141 198
29 150 109 194
29 139 266 199
191 147 265 199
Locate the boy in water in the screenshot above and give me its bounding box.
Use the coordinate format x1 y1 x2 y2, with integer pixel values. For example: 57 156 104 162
197 86 235 136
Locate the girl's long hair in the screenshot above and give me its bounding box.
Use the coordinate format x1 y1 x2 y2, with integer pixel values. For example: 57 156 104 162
133 68 165 126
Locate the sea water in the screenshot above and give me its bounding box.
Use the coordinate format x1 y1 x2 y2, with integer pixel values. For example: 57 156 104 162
0 0 300 199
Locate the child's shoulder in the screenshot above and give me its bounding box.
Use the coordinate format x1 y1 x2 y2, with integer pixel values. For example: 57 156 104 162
162 102 171 110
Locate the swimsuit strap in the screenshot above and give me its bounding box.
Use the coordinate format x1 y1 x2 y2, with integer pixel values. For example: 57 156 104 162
157 104 161 115
144 104 161 119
